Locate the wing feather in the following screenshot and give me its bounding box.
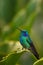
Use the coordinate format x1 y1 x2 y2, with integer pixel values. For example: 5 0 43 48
26 39 39 59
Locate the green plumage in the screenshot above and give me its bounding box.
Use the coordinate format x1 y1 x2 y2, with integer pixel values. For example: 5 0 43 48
20 36 30 49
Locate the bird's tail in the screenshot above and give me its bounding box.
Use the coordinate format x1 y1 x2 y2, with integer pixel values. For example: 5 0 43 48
28 42 39 59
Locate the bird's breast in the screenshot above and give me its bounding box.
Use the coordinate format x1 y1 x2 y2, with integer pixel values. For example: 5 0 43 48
20 36 30 48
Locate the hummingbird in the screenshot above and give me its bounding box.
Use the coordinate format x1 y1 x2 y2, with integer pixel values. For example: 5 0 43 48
17 28 39 59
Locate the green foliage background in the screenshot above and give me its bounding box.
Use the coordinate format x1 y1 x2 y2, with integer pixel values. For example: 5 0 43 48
0 0 43 65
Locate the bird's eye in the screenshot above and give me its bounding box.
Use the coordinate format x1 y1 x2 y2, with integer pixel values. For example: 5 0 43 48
24 31 26 33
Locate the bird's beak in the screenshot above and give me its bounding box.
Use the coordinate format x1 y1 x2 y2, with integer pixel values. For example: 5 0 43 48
17 28 23 32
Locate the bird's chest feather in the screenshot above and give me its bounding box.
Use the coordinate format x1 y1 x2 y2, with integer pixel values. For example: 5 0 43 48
20 36 30 48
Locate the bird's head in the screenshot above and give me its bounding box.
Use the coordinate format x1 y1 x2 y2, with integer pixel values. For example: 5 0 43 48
21 30 28 36
17 28 28 36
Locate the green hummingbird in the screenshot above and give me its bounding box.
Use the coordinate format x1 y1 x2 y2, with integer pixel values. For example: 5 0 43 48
18 28 39 59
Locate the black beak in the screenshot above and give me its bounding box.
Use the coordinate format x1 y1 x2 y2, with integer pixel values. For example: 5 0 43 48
17 27 23 32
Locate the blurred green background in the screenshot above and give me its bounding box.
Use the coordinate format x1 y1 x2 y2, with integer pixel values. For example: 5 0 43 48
0 0 43 65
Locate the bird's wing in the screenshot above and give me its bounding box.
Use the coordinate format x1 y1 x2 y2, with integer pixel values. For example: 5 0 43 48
26 36 36 50
26 38 39 59
26 38 36 51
